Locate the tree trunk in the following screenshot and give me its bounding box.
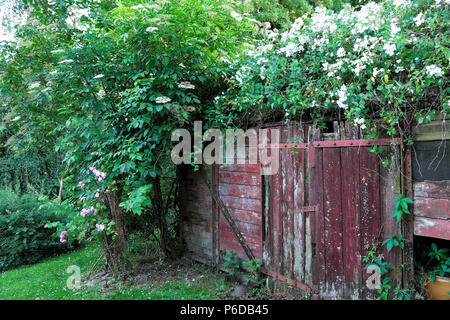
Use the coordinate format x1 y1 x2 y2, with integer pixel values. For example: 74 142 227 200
152 176 167 257
101 185 131 277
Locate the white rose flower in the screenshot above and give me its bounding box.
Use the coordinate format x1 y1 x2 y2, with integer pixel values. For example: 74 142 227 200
413 13 425 27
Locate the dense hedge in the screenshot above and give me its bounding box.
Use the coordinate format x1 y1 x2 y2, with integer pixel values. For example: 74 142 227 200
0 191 74 271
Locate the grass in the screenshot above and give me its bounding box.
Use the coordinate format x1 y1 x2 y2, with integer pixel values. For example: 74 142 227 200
0 242 231 300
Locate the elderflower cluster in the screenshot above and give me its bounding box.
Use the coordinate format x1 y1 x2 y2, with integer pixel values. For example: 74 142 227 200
425 65 445 77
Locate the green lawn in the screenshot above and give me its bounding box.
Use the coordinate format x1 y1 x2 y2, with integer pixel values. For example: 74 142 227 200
0 243 230 300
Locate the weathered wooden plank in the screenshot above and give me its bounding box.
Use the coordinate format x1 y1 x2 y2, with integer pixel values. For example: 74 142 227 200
219 183 261 200
283 144 295 279
220 195 261 212
414 217 450 240
413 180 450 199
413 120 450 141
280 147 288 275
293 148 306 283
309 127 325 291
414 197 450 220
219 218 262 237
220 229 263 259
219 163 261 173
218 171 261 186
360 149 382 299
341 147 361 299
271 147 283 273
380 150 401 294
218 207 261 226
322 147 344 299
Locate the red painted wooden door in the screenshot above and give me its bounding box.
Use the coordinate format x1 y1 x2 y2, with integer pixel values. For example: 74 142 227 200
264 134 401 299
310 142 401 299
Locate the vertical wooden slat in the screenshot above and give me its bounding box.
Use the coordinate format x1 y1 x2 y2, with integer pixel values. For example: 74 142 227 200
271 128 283 273
380 148 401 292
322 148 344 299
359 148 381 299
341 148 361 299
403 145 415 289
293 148 305 282
309 127 325 291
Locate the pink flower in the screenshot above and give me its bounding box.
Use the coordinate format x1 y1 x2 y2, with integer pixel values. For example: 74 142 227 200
96 224 105 232
80 208 89 217
60 230 67 243
89 165 107 182
78 181 85 189
95 191 100 198
80 196 86 202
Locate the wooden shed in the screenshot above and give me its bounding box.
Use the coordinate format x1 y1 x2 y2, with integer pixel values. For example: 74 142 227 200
179 121 449 299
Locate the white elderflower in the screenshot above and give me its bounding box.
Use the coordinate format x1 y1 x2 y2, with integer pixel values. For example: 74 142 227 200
257 57 268 65
337 47 346 58
178 81 195 89
383 42 396 56
93 74 104 79
51 49 64 54
155 96 172 104
58 59 74 64
146 26 158 33
392 0 411 7
425 65 444 77
49 70 58 75
29 82 40 89
390 22 400 37
372 68 385 77
279 42 303 57
413 13 425 27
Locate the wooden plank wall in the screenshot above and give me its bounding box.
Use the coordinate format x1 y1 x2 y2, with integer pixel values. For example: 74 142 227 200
180 121 405 300
180 165 215 264
218 163 263 262
413 180 450 240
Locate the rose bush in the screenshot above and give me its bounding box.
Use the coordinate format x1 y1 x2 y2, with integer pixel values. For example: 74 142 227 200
214 0 449 141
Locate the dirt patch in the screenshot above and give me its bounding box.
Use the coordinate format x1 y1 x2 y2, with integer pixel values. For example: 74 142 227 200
131 257 217 290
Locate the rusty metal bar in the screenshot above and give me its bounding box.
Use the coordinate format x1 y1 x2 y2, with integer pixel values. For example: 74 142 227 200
301 206 318 213
265 270 319 300
312 138 402 148
258 143 309 149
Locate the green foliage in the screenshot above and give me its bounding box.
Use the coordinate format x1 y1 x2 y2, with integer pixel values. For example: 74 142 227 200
382 234 405 252
428 243 450 281
0 190 74 271
392 194 413 222
363 242 393 276
0 0 258 260
242 258 262 284
223 251 242 276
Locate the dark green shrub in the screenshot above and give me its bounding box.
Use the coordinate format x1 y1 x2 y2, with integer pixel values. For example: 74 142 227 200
0 190 74 271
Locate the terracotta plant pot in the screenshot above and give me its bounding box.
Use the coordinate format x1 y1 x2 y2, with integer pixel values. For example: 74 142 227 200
427 276 450 300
